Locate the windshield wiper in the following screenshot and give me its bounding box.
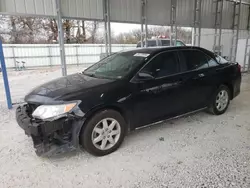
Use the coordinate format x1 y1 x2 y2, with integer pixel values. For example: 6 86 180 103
82 72 95 77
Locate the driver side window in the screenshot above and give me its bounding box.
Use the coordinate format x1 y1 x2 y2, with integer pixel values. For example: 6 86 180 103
140 51 180 78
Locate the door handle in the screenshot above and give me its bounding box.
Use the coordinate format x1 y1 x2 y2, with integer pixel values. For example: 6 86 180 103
178 78 184 83
192 73 205 80
198 73 205 78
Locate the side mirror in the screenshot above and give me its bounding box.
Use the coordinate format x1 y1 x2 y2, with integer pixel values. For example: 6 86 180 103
138 72 154 80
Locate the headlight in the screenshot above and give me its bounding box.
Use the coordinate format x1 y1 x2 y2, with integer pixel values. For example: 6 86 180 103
32 103 77 120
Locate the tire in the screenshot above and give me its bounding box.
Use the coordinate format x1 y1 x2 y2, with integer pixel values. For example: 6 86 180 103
208 85 231 115
80 109 126 156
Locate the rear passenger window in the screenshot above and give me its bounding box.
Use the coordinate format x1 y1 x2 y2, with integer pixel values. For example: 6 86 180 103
180 50 209 71
207 57 219 67
141 51 179 78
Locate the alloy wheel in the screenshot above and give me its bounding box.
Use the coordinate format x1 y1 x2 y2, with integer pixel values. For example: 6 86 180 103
91 118 121 150
215 90 229 112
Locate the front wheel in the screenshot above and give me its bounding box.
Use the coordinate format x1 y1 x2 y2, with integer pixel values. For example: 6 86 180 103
208 85 230 115
80 109 126 156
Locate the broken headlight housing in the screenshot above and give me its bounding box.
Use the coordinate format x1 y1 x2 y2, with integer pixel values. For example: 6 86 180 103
32 102 77 121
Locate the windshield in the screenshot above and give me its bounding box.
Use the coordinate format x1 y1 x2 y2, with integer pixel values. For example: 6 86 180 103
83 51 149 79
216 55 228 64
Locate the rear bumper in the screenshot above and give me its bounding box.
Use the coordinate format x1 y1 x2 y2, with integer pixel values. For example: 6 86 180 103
232 74 241 99
16 104 85 157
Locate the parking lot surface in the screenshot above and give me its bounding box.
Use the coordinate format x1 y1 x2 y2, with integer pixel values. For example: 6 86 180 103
0 69 250 188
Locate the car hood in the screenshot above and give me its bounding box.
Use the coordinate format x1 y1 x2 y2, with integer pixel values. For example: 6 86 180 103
24 73 115 103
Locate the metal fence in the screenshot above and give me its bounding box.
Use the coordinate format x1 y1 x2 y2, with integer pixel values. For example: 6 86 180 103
2 41 250 71
199 28 250 71
2 44 136 69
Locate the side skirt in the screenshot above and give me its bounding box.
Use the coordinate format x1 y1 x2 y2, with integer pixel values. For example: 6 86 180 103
135 107 207 130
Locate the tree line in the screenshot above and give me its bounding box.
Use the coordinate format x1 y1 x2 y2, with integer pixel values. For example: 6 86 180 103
0 15 192 44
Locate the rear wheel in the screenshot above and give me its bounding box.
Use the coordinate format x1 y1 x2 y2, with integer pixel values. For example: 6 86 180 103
80 109 126 156
208 85 230 115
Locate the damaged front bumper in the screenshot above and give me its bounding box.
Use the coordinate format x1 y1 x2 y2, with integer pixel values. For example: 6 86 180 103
16 104 85 157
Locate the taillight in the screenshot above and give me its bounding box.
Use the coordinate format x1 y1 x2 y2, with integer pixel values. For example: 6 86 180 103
237 64 241 72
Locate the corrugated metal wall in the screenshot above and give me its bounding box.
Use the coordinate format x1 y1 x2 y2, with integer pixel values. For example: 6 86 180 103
147 0 171 25
200 0 214 28
240 4 249 30
200 28 248 56
0 0 56 16
109 0 141 23
0 0 250 30
176 0 194 27
61 0 103 19
221 1 233 29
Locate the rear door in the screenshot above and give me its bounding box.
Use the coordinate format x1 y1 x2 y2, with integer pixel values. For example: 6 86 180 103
178 49 216 110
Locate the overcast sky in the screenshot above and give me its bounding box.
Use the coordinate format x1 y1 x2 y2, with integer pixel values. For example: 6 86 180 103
111 23 141 35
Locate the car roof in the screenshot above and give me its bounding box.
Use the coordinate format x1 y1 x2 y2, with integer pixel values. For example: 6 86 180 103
121 46 213 56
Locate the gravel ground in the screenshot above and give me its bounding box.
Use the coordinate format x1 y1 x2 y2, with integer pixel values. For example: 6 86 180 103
0 69 250 188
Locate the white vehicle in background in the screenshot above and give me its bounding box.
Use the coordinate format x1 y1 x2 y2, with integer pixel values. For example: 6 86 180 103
136 36 186 48
100 37 186 60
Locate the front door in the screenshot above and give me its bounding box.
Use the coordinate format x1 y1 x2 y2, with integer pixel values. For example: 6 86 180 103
131 51 192 127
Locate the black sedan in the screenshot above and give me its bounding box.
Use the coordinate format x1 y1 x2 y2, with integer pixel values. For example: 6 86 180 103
16 46 241 156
